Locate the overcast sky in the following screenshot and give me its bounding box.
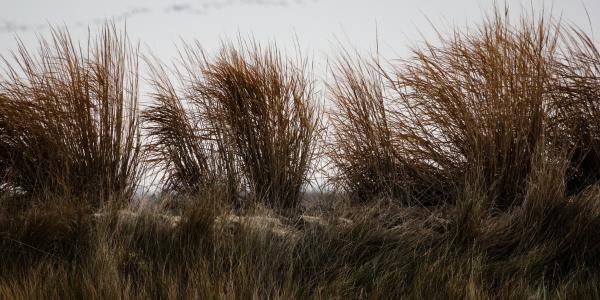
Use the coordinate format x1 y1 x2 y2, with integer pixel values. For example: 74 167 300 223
1 0 599 63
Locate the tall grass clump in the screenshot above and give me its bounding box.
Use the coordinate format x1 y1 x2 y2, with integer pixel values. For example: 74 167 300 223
327 52 450 204
198 43 319 209
0 25 143 207
143 62 235 197
145 42 319 209
552 29 600 195
327 52 399 203
386 10 560 209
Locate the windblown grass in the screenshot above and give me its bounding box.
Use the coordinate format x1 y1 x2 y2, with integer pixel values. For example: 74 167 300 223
385 10 560 209
327 51 402 202
143 61 234 196
552 28 600 195
0 25 143 208
3 173 600 299
1 6 600 300
145 41 320 209
327 51 450 205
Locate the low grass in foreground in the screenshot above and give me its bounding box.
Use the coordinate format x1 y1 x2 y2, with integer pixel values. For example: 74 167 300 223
2 177 600 299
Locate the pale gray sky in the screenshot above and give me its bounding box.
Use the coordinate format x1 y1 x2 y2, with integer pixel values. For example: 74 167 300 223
1 0 599 63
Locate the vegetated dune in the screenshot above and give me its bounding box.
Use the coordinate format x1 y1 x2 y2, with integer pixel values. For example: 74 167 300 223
2 7 600 299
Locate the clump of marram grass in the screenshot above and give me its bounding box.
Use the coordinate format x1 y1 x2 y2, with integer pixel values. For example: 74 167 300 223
0 25 143 208
143 61 237 198
384 10 560 209
327 51 451 205
196 42 320 209
551 28 600 195
145 41 319 209
326 51 400 203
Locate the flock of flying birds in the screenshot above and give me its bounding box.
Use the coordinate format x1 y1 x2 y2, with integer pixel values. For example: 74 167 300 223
0 0 319 33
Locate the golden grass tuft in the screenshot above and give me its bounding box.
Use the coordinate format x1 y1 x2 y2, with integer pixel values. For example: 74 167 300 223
145 41 320 209
0 25 143 208
385 10 560 209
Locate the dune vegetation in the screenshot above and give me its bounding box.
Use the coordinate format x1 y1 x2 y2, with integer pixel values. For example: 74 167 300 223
1 8 600 299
